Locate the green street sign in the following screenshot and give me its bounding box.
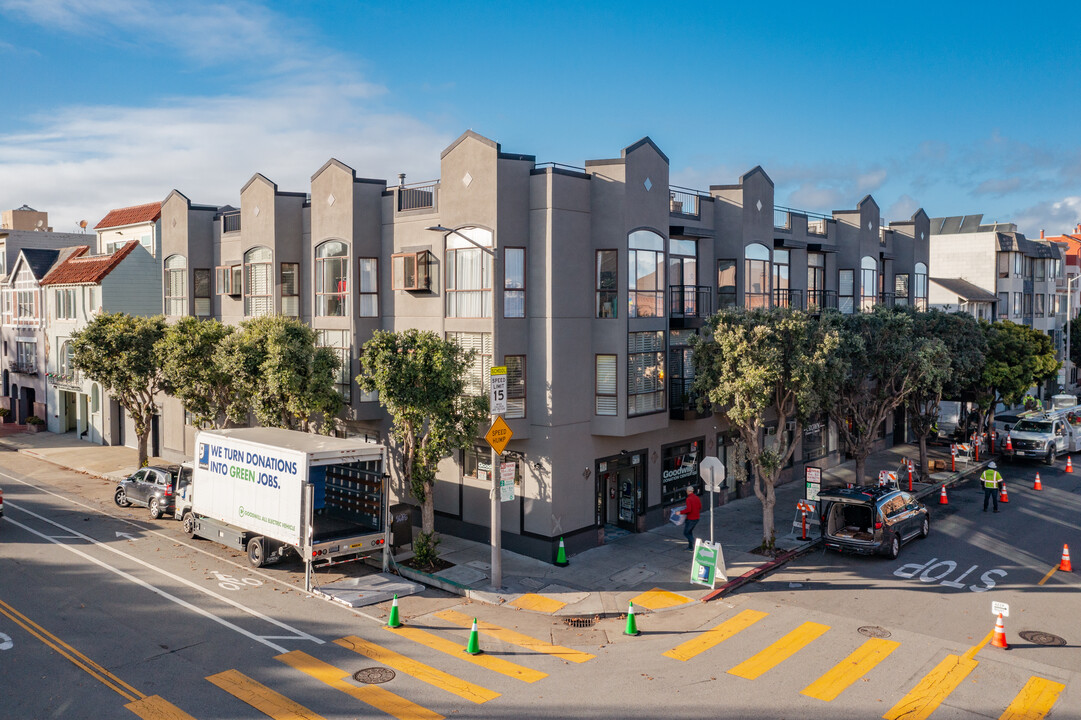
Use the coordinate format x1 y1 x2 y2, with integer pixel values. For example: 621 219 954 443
690 539 726 589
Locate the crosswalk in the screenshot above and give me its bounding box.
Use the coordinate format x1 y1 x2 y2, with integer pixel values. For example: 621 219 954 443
123 602 1067 720
661 606 1067 720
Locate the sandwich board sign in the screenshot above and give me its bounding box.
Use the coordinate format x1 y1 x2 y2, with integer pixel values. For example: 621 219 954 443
690 539 727 589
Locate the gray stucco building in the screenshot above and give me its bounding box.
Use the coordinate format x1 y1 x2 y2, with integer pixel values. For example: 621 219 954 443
154 131 931 562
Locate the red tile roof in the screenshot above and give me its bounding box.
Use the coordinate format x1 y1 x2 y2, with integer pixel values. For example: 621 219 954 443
94 202 161 230
40 241 140 286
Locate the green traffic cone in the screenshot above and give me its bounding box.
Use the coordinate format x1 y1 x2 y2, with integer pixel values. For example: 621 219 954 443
623 601 640 636
465 617 482 655
555 537 569 567
387 594 401 628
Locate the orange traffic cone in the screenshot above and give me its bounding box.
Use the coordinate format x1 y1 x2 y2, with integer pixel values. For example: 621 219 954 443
1061 544 1073 572
1034 473 1042 490
991 613 1008 649
999 483 1009 503
938 485 948 505
1066 456 1073 473
1006 434 1013 451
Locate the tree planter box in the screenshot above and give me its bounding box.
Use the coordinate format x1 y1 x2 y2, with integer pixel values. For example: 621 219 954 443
26 424 45 433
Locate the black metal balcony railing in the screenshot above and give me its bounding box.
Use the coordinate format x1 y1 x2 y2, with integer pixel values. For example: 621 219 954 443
222 212 241 234
669 378 710 420
878 292 896 308
669 186 703 217
397 182 436 211
669 285 712 319
772 288 804 310
807 289 838 312
10 361 36 375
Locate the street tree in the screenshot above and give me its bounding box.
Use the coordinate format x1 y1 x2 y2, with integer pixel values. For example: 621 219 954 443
69 313 169 468
358 329 488 555
159 317 243 429
821 307 945 484
223 316 343 433
904 310 980 480
977 320 1060 439
691 307 840 549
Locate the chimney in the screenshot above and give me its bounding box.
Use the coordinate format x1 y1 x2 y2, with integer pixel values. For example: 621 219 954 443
1076 223 1080 234
1040 229 1045 239
398 173 406 188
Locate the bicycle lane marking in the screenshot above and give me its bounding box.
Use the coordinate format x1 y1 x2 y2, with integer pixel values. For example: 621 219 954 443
5 502 322 653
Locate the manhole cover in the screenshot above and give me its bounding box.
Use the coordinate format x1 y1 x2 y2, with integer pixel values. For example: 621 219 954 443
858 626 892 639
563 616 597 628
1018 630 1066 647
353 667 396 684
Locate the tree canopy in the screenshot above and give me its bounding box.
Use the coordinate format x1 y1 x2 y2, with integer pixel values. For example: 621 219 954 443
158 317 242 429
692 307 840 548
70 313 169 467
358 329 488 539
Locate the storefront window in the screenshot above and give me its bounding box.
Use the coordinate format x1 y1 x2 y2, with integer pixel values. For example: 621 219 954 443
661 438 702 506
463 446 494 482
802 418 827 462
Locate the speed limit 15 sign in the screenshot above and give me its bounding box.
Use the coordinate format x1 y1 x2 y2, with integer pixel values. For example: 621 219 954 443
490 366 507 415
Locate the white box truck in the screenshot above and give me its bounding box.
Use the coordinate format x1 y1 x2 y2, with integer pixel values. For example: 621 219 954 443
175 427 388 570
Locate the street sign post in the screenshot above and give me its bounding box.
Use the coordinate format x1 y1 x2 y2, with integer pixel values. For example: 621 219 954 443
699 456 725 544
689 538 726 589
489 366 507 415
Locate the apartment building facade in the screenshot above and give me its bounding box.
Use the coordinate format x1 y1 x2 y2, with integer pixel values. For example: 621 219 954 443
153 131 930 561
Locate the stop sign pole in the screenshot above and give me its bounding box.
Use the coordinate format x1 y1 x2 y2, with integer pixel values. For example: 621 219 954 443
699 456 726 544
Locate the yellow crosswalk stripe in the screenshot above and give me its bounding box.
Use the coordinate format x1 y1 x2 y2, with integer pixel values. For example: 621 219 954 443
999 677 1066 720
882 654 978 720
125 695 199 720
728 621 830 680
800 638 900 701
509 593 567 613
435 610 595 663
662 609 769 662
630 588 693 610
335 635 500 704
207 669 325 720
276 650 443 720
384 626 548 683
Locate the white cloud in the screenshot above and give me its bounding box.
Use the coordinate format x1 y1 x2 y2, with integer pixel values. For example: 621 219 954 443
885 194 920 223
1012 196 1081 238
0 84 453 230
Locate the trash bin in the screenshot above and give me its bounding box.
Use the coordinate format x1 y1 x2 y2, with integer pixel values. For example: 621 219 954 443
389 503 414 551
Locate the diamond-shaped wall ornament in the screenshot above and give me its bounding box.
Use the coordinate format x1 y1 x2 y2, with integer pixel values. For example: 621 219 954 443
921 231 925 241
327 193 335 206
644 177 652 191
253 206 260 217
868 221 873 230
756 199 763 212
462 172 473 187
171 217 177 228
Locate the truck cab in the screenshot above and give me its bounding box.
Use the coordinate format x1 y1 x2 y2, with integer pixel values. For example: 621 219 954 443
1005 413 1073 464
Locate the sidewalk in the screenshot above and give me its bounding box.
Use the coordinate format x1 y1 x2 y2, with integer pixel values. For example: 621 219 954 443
0 428 990 617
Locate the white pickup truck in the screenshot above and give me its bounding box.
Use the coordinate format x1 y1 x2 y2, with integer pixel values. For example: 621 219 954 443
1004 411 1078 465
175 427 388 570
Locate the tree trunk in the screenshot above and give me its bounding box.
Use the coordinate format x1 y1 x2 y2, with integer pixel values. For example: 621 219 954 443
918 434 929 483
854 454 867 486
760 475 776 549
421 481 435 535
137 425 150 468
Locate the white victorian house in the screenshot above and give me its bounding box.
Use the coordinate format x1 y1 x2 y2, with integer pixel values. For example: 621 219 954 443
41 241 161 446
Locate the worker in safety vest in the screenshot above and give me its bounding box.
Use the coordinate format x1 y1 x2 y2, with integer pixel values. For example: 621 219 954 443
981 461 1003 513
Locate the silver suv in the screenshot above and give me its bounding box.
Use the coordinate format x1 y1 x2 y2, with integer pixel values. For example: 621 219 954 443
818 486 929 559
114 465 189 519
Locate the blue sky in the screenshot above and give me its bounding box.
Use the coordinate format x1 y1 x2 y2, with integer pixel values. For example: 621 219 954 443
2 0 1079 236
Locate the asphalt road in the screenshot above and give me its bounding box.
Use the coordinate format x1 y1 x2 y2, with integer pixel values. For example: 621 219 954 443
1 450 1079 720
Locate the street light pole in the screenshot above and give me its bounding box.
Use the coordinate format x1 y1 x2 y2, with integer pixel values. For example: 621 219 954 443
1068 274 1079 392
427 225 503 589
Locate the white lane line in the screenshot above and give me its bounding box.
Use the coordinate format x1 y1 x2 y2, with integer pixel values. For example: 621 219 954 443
5 501 324 652
0 470 386 624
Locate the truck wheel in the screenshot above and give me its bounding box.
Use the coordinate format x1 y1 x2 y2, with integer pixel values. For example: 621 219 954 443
181 512 197 538
1045 449 1055 466
888 535 900 560
148 497 162 520
114 488 131 507
247 537 265 568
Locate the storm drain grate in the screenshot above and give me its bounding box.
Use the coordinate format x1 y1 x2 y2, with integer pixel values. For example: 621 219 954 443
858 626 892 639
1018 630 1066 647
353 667 396 684
563 616 597 628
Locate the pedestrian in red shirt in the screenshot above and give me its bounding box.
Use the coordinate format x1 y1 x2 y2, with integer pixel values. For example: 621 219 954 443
680 486 702 549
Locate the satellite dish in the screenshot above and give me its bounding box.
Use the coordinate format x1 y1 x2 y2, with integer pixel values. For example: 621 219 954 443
35 219 44 228
79 220 87 231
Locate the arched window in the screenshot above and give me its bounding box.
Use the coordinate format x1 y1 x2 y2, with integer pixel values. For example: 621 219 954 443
860 256 878 312
628 230 665 317
164 254 187 316
244 246 272 317
445 227 493 318
915 262 928 310
744 243 770 309
91 383 100 413
315 240 348 317
60 341 75 379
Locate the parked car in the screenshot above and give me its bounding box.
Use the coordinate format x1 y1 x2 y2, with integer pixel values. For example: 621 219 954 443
114 465 190 519
818 486 929 559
